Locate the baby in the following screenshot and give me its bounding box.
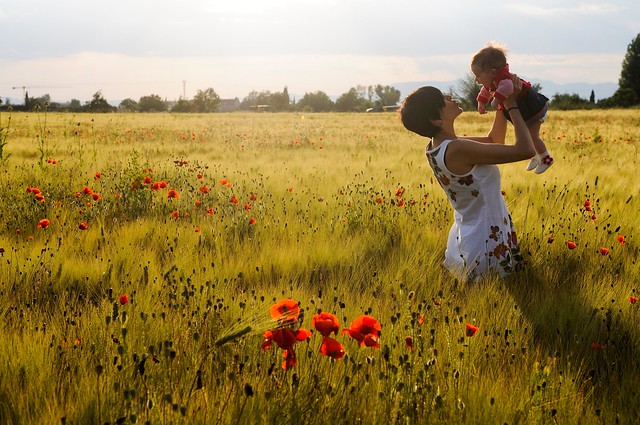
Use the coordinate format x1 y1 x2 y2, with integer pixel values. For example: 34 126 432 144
472 43 554 174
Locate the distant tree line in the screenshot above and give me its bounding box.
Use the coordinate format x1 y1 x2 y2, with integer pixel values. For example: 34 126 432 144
0 84 402 114
2 34 639 113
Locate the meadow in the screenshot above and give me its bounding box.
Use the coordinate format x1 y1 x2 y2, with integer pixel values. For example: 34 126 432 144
0 108 639 424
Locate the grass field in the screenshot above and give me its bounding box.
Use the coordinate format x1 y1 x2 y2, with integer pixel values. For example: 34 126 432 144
1 109 639 424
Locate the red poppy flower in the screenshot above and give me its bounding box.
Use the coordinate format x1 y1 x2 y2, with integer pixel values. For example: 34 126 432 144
151 182 162 191
35 194 45 203
465 323 479 337
395 188 404 197
249 193 258 201
206 208 215 216
618 235 626 245
92 193 101 201
230 196 239 205
320 337 345 360
159 181 168 189
82 186 93 195
269 299 300 323
312 312 340 337
37 219 50 229
342 315 381 348
248 217 257 225
244 203 251 211
397 199 405 207
599 247 610 256
375 197 383 204
199 186 210 194
167 189 180 199
262 328 312 370
629 296 638 305
195 226 200 233
170 210 181 219
591 343 602 351
119 294 129 305
95 172 102 180
143 176 153 185
567 241 577 250
79 222 88 230
405 336 414 350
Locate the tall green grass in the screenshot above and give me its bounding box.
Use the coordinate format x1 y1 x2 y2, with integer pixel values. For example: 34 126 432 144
0 110 639 424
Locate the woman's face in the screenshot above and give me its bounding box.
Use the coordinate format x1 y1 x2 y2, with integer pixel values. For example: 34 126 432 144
442 94 463 119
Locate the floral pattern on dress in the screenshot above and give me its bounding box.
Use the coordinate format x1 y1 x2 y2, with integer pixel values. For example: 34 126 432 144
486 216 524 276
457 175 474 186
426 140 524 281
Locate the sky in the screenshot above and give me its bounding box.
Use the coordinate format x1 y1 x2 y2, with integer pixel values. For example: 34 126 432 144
0 0 638 104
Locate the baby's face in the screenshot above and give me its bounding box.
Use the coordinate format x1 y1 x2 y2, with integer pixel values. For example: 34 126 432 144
472 65 494 87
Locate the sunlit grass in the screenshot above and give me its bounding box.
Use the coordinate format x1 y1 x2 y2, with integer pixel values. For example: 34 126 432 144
0 110 639 424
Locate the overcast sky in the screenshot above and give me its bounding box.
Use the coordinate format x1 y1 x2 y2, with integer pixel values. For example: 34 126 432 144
0 0 638 103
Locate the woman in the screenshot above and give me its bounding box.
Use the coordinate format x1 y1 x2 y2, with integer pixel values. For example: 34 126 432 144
399 76 534 281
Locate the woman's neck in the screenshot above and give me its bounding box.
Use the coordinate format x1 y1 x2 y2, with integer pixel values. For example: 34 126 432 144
432 126 457 146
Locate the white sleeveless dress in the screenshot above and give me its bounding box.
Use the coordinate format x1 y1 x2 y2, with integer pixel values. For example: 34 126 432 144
426 139 524 281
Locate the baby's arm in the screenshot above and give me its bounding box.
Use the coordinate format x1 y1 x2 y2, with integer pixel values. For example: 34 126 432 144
492 78 514 104
477 86 491 114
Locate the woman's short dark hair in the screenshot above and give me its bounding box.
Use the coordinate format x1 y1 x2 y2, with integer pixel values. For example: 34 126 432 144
399 86 445 138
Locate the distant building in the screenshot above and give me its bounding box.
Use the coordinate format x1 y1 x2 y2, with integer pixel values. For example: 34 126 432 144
219 98 240 112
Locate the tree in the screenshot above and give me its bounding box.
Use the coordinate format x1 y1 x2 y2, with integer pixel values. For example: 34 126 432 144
138 94 167 112
240 90 273 111
453 73 481 111
171 98 193 113
619 33 640 100
296 91 334 112
68 99 83 112
549 93 592 110
598 88 638 108
192 88 220 113
87 91 114 113
589 90 595 104
335 87 371 112
270 86 291 112
118 98 139 112
373 85 401 109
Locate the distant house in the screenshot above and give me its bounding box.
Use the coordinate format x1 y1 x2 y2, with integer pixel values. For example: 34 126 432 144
218 98 240 112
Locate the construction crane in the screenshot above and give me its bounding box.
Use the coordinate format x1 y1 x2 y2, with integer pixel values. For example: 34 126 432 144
12 85 68 99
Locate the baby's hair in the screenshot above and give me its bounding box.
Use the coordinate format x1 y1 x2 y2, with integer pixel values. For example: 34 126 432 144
471 42 508 71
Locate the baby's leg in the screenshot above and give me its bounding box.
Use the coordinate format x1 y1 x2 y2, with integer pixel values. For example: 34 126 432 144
528 122 546 154
527 122 554 174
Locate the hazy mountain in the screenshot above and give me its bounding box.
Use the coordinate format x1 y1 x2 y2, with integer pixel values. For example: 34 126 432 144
393 80 618 102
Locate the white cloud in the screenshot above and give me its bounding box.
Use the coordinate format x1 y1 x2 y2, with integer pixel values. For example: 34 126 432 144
512 52 623 83
507 2 622 16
